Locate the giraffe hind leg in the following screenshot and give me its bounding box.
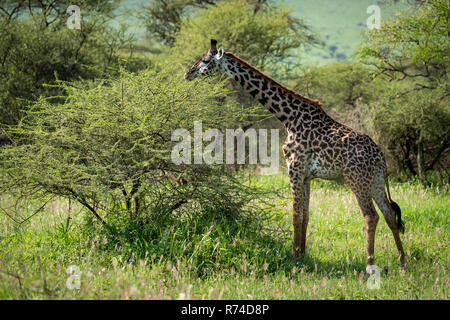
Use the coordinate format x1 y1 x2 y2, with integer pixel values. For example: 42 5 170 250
344 167 380 273
371 171 408 269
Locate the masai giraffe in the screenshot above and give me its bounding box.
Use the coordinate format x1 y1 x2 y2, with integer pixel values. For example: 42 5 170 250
184 39 408 272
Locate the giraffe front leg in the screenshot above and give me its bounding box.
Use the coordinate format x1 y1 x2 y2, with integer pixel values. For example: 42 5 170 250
288 166 308 257
292 193 304 257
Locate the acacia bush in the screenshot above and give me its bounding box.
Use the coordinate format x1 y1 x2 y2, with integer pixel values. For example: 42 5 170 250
0 64 264 224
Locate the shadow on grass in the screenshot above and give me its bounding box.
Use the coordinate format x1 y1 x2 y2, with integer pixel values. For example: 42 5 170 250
87 207 367 279
292 253 367 277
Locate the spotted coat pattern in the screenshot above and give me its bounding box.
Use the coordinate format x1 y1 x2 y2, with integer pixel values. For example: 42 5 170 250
184 42 408 271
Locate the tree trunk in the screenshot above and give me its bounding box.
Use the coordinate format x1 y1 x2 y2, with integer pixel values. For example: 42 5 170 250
129 179 141 220
132 197 139 220
417 139 426 184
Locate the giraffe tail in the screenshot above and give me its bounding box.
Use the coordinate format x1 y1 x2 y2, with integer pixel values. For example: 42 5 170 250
384 170 405 234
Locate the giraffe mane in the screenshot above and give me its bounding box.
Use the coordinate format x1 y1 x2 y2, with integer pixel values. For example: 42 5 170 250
224 52 323 108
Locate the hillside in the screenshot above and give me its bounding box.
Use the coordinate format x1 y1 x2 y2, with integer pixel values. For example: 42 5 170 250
119 0 409 65
283 0 408 64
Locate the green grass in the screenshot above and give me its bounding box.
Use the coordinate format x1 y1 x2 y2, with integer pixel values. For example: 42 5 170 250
0 173 448 299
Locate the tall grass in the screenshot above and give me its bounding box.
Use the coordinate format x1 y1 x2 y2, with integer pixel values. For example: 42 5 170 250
0 174 448 299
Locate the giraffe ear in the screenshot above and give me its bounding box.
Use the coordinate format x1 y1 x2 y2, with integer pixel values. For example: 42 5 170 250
216 47 224 60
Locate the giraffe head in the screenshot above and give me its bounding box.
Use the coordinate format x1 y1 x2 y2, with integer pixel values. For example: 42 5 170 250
184 39 224 80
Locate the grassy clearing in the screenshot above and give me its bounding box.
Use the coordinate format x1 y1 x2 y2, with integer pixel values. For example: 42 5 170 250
0 173 448 299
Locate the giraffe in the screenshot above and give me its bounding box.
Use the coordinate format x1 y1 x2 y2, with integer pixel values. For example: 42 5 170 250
184 39 408 272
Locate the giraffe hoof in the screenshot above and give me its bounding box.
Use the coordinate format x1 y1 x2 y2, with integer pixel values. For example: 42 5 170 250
400 256 409 270
366 264 377 275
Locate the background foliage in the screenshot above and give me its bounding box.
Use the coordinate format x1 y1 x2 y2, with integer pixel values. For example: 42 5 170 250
359 0 449 183
0 0 147 138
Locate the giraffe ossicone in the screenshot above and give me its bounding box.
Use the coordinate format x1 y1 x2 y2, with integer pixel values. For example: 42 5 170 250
184 39 408 272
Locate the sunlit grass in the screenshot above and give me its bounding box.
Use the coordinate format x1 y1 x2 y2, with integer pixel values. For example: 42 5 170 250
0 174 448 299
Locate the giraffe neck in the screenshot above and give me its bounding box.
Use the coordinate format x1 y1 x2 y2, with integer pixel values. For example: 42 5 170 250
220 52 324 131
